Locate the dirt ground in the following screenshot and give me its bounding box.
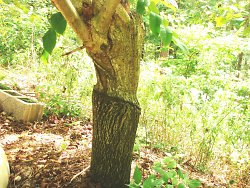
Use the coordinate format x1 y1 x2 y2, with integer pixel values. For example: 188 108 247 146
0 112 95 188
0 111 242 188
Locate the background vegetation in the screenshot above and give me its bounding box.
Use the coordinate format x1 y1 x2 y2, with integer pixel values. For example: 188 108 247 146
0 0 249 187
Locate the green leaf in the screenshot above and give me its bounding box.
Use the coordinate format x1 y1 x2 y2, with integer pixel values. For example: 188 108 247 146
187 179 201 188
215 16 227 27
165 170 177 179
60 142 67 150
149 12 162 36
136 0 149 15
243 26 250 37
160 27 173 46
129 0 136 3
148 2 159 14
160 0 178 12
163 157 171 163
13 0 29 13
30 13 41 23
172 177 178 186
50 12 67 35
177 168 185 179
153 164 166 175
133 166 142 184
182 174 189 180
42 28 57 54
40 50 49 64
163 157 177 169
129 183 140 188
144 0 150 6
154 179 164 187
162 172 170 182
177 183 185 188
151 0 160 4
172 36 188 54
166 184 174 188
154 162 161 167
162 19 169 27
143 175 156 188
133 143 140 152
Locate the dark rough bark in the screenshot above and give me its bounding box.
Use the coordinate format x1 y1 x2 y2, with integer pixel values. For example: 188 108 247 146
91 89 141 188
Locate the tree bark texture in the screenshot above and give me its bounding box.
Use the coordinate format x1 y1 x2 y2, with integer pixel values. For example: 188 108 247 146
51 1 144 187
91 89 141 188
90 11 144 187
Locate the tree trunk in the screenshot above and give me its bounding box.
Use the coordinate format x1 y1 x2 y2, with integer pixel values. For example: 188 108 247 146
88 11 144 188
91 89 140 187
51 1 144 186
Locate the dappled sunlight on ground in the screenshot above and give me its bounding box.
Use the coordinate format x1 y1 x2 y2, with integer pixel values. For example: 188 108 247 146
0 112 93 187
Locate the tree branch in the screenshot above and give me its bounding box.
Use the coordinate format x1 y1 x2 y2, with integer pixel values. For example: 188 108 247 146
62 45 84 56
51 0 93 48
93 0 121 35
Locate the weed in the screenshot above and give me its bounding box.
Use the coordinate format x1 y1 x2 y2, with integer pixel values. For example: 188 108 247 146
130 157 201 188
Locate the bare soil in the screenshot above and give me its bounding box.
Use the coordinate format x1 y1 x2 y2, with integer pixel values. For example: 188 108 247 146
0 111 245 188
0 112 94 188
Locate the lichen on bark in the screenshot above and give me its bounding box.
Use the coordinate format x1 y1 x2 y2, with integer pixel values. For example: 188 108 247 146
89 11 144 104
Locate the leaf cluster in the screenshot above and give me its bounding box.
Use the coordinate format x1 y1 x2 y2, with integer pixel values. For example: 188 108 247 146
42 12 67 61
130 157 201 188
136 0 177 47
136 0 188 55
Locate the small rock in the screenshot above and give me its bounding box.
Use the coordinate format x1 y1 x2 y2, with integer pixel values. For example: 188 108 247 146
7 116 14 121
5 119 10 123
14 175 22 182
1 111 7 116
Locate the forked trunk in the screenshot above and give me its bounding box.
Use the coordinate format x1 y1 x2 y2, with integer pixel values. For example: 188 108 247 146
50 1 144 187
89 11 144 188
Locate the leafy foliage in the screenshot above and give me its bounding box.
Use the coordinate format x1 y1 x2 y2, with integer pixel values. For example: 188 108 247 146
42 12 67 55
130 157 201 188
136 0 149 15
149 12 162 36
40 93 82 117
42 28 57 54
0 1 50 66
133 166 143 184
160 27 172 46
136 0 180 50
138 24 249 184
50 12 67 35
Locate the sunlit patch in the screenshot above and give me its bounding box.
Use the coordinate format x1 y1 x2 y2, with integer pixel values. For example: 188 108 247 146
0 134 20 145
32 133 64 148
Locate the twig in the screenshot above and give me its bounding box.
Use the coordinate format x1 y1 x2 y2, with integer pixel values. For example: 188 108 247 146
70 165 90 183
62 45 85 56
19 164 48 185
